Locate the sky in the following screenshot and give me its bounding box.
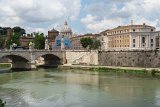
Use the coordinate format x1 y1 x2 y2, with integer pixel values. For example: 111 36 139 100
0 0 160 35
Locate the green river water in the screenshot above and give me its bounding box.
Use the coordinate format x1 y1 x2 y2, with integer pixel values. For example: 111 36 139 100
0 68 160 107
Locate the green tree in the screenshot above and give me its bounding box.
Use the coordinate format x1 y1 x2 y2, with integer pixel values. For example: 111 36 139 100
80 38 93 49
33 32 45 49
6 33 21 49
0 36 5 48
13 26 26 35
90 39 101 49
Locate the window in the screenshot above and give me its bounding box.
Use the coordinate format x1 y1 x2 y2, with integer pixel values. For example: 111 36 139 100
151 39 153 43
142 37 145 43
151 29 153 32
133 29 135 32
133 44 135 47
133 39 135 43
156 38 159 47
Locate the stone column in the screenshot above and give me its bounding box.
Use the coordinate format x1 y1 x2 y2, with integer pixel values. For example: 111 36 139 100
130 34 132 48
139 35 142 48
29 52 36 70
138 35 140 48
62 51 67 64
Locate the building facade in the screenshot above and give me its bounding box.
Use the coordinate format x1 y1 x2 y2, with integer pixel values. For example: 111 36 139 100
20 36 34 47
101 23 160 50
52 21 72 49
60 20 72 38
48 28 59 49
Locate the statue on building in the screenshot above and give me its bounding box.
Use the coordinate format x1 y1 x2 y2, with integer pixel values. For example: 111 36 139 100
29 42 34 51
61 35 65 50
45 37 49 50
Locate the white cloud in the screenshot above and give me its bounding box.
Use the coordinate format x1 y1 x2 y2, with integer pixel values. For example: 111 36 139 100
81 0 160 33
0 0 81 34
81 14 97 24
81 14 123 33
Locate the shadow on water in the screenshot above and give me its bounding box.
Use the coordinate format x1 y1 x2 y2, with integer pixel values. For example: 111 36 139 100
0 68 12 74
38 65 59 69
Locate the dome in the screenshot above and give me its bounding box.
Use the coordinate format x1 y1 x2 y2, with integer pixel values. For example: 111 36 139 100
60 21 72 33
50 27 59 33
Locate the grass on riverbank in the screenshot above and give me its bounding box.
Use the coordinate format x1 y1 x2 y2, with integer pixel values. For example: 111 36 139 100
90 67 148 74
0 64 11 68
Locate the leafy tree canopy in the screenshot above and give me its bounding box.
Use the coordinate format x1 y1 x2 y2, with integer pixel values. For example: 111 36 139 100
33 32 45 49
0 36 5 48
80 38 101 50
80 38 93 49
13 26 26 36
6 33 21 49
90 39 101 49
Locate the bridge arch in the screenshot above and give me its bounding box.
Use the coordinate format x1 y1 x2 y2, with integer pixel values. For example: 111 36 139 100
35 54 62 66
1 54 29 62
0 54 30 70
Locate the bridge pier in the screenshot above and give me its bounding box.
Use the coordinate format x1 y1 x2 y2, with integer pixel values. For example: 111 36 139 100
12 61 37 70
29 61 37 70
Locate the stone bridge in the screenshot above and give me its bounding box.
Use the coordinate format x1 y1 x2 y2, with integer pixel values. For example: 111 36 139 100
0 50 66 70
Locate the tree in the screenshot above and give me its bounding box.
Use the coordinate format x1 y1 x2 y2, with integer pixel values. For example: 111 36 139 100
33 32 45 49
0 36 5 48
90 39 101 49
12 26 26 36
80 38 101 50
6 33 21 49
80 38 93 49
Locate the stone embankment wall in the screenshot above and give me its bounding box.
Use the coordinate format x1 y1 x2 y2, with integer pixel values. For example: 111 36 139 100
98 50 160 68
65 50 98 65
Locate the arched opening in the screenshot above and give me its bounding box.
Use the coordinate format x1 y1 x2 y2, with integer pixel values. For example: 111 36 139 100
1 55 30 70
36 54 61 67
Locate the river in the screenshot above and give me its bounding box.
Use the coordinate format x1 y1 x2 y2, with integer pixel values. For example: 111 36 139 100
0 68 160 107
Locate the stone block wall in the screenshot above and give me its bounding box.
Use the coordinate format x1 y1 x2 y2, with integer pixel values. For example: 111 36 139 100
98 50 160 68
66 50 99 65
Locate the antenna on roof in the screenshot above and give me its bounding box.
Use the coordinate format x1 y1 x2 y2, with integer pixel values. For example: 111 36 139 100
131 20 133 25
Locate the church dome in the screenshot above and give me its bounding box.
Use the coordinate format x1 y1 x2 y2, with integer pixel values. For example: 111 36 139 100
60 21 72 33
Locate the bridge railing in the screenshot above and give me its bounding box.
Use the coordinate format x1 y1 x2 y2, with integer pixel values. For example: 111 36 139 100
0 49 98 52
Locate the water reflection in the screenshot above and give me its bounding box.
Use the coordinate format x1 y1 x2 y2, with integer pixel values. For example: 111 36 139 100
0 69 159 107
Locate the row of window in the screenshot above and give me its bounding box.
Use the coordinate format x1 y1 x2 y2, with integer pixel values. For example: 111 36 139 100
132 38 156 47
109 45 130 48
106 29 130 35
104 28 154 36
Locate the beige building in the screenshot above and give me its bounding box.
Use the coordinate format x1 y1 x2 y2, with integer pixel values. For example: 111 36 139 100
101 23 160 50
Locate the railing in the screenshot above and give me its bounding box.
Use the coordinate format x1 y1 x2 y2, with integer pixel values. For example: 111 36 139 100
0 49 98 52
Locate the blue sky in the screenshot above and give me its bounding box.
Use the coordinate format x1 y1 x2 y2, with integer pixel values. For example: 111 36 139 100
0 0 160 35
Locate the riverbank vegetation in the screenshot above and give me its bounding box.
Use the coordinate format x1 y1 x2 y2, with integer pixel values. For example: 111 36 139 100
0 64 11 68
90 67 148 74
60 65 160 76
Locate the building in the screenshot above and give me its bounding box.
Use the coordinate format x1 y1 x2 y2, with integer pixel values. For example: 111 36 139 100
53 21 73 49
48 28 59 48
60 20 72 38
19 36 34 47
101 23 160 50
71 33 100 49
0 27 13 48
